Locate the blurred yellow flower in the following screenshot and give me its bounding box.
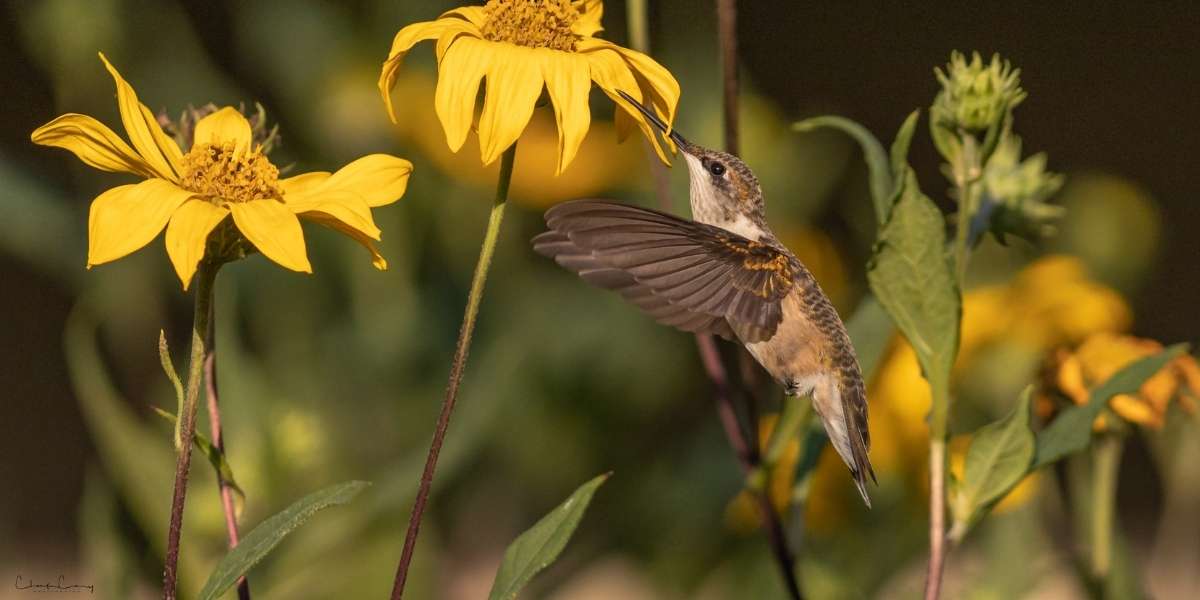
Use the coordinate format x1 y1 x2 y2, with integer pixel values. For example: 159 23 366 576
805 255 1129 531
378 0 680 174
31 54 412 288
1047 332 1200 430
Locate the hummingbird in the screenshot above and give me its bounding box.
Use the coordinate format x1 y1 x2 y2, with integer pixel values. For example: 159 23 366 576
532 91 875 506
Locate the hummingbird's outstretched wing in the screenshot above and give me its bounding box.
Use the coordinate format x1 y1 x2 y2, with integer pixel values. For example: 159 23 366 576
532 200 796 343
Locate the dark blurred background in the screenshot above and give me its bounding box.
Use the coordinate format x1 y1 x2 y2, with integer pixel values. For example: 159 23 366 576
2 1 1197 598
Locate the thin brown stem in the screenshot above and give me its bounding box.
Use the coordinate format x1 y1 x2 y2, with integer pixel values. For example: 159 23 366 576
163 261 218 600
717 0 740 155
389 143 517 600
924 439 948 600
204 306 249 600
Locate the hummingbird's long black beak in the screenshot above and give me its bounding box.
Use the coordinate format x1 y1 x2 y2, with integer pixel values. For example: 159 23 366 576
616 89 690 150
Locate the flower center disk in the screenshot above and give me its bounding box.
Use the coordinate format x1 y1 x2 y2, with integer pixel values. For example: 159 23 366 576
180 142 282 204
481 0 580 51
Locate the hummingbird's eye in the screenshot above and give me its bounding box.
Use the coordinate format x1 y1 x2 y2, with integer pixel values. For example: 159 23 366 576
707 161 727 176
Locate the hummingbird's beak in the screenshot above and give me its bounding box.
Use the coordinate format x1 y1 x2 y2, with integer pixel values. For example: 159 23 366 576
616 90 690 151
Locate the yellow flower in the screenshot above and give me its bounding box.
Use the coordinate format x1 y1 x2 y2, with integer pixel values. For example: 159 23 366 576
1047 333 1200 430
32 54 413 289
379 0 680 174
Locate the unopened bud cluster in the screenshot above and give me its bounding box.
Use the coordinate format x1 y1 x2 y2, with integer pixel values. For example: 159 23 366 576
982 133 1065 240
933 51 1025 134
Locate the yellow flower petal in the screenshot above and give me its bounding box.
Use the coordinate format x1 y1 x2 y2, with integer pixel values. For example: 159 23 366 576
440 6 486 27
193 107 253 156
165 199 230 290
612 45 680 129
31 113 158 178
229 199 312 273
542 52 592 175
288 190 381 241
288 155 412 208
87 178 194 267
571 0 604 38
98 52 183 181
301 211 389 271
279 171 332 196
584 46 672 164
435 36 492 153
478 45 545 165
380 18 480 123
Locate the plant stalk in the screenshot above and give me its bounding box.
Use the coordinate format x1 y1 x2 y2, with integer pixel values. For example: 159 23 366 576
163 260 218 600
1091 434 1123 581
204 304 250 600
924 437 948 600
389 143 517 600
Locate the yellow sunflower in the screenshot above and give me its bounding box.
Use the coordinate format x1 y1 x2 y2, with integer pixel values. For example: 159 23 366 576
32 54 413 289
378 0 680 174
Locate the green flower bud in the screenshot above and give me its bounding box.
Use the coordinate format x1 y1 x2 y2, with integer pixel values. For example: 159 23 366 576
933 51 1026 133
981 133 1065 241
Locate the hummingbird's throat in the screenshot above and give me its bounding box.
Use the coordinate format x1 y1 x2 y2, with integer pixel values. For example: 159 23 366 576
481 0 580 51
180 142 282 205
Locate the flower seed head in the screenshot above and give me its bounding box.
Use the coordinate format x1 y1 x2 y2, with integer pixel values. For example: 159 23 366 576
481 0 580 51
933 51 1026 133
180 142 282 205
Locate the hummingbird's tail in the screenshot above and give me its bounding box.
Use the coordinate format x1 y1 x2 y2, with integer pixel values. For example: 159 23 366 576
806 371 875 507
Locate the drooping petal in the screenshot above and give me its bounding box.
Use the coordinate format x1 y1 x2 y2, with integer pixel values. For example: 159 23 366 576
286 155 412 208
571 0 604 37
478 45 545 165
193 107 253 156
380 18 481 123
584 46 672 164
31 113 158 178
98 52 184 181
288 190 381 240
301 210 389 271
611 45 681 132
229 199 312 273
164 199 230 289
434 36 492 153
542 51 592 175
87 178 194 267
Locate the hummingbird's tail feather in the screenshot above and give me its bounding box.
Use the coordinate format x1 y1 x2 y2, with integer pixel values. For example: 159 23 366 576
807 372 874 508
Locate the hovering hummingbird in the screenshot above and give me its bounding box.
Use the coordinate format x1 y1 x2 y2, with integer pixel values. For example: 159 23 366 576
532 91 875 505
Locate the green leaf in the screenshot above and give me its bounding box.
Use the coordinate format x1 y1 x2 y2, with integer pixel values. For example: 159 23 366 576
793 116 892 224
867 169 961 432
889 110 921 186
157 330 186 450
151 407 246 514
197 480 370 600
951 387 1035 532
1033 344 1189 469
845 294 894 384
488 474 610 600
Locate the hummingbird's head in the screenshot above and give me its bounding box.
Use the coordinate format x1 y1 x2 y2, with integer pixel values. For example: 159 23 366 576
617 91 766 238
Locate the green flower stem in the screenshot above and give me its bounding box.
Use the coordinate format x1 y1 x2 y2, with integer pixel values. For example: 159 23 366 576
163 259 219 600
1091 434 1123 581
952 134 980 285
390 143 517 600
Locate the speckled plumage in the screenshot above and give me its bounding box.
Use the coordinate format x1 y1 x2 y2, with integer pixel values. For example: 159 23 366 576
533 95 875 505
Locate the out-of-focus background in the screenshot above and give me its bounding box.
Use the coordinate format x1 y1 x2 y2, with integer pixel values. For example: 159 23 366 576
2 1 1198 598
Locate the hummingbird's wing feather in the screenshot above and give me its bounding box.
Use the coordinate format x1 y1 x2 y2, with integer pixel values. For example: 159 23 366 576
533 200 795 343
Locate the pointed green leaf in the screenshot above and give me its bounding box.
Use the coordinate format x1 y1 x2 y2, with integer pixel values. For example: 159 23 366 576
867 169 961 428
197 481 370 600
793 116 892 224
157 330 185 450
889 110 921 186
951 387 1035 531
1033 344 1189 469
488 474 609 600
